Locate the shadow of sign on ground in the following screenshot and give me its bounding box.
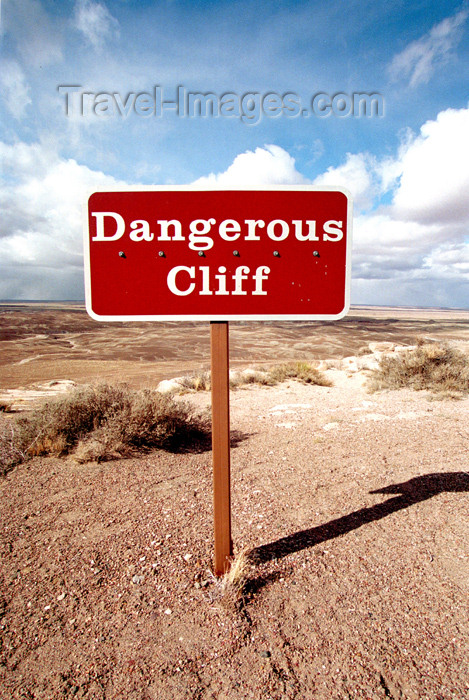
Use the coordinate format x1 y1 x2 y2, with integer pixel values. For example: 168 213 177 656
250 471 469 564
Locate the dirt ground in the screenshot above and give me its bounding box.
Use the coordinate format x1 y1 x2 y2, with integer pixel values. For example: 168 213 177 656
1 305 468 699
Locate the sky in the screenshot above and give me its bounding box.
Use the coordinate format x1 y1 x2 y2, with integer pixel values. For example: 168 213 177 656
1 0 469 308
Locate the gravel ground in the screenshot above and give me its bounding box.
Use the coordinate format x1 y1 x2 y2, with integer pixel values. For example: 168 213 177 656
1 376 468 699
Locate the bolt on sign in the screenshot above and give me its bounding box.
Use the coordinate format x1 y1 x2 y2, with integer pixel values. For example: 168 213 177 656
84 186 352 576
83 187 352 320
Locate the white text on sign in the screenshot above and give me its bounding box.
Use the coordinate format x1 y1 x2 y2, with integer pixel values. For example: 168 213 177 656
167 265 271 296
91 212 344 250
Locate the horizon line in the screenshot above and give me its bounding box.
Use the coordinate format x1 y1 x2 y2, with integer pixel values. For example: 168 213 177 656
1 300 469 313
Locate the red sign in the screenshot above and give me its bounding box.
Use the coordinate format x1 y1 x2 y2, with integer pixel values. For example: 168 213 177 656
84 187 352 320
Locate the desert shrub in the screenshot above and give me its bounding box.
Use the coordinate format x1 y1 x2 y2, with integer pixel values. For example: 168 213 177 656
101 389 206 449
178 363 331 391
180 368 273 391
0 384 210 471
73 436 116 464
229 369 274 388
269 361 332 387
180 371 211 392
368 343 469 395
218 549 252 610
223 549 250 593
16 384 132 457
0 417 29 475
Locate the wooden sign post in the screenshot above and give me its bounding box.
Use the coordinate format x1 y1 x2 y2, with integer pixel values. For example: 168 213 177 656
84 186 352 578
210 321 233 575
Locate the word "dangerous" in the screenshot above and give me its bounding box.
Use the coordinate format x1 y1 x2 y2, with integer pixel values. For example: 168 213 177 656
92 212 344 251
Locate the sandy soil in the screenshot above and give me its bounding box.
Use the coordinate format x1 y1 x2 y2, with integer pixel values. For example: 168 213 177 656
1 305 468 699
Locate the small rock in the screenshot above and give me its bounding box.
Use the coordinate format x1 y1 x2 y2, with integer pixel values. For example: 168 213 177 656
57 593 66 601
259 650 271 658
132 575 144 585
164 608 172 615
156 377 186 394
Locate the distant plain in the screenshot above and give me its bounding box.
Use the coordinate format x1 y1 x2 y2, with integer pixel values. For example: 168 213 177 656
1 303 469 391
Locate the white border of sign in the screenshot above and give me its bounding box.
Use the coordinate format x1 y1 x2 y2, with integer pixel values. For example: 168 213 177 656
83 185 352 322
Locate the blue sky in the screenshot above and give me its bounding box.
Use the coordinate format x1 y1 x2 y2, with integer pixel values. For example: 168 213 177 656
1 0 469 307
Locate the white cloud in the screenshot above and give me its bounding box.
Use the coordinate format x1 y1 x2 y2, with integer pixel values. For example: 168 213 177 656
351 214 447 280
0 140 128 299
388 7 468 87
392 106 469 225
190 131 469 307
312 153 377 212
193 145 307 186
1 140 60 185
2 101 469 307
423 242 469 278
73 0 120 51
315 105 469 307
0 60 32 119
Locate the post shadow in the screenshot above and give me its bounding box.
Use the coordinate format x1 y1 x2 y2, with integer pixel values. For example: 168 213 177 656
168 427 252 454
250 472 469 564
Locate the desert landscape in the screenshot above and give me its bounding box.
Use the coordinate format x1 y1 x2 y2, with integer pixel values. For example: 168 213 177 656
1 302 469 404
1 303 468 699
